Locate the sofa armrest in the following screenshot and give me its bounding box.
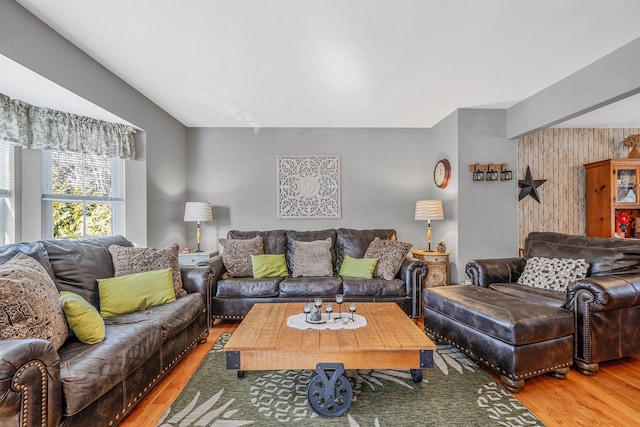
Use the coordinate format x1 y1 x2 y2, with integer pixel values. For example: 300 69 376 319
566 274 640 312
465 258 526 287
398 257 427 319
0 339 61 427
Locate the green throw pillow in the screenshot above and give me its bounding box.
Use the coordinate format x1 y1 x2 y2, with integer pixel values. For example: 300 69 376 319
98 268 176 319
251 254 289 278
59 291 105 344
338 256 379 279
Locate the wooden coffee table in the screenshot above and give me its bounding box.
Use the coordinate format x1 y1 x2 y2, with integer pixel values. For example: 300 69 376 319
224 302 435 417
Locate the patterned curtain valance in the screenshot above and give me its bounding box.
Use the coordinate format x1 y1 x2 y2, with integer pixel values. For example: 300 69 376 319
0 93 136 160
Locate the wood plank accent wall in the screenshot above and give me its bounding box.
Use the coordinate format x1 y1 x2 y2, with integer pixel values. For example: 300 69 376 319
518 128 640 249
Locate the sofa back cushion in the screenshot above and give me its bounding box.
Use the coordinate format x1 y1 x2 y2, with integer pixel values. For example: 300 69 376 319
286 229 337 272
0 241 55 280
524 231 640 276
227 230 287 255
43 235 133 310
335 228 396 272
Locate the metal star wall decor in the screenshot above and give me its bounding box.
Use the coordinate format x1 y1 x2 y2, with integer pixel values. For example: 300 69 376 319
518 166 547 203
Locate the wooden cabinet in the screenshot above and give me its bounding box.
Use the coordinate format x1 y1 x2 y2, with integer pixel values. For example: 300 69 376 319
584 158 640 238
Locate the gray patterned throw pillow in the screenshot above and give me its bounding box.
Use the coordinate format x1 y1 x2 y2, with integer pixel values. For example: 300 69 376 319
291 238 333 277
0 253 68 349
219 235 264 279
517 256 589 292
109 244 187 298
363 238 413 280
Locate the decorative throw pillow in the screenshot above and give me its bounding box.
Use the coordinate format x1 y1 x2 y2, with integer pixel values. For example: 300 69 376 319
364 238 413 280
0 253 68 349
517 256 589 292
251 254 289 278
59 291 105 344
109 244 186 298
98 268 176 318
338 255 379 279
291 238 333 277
219 235 264 279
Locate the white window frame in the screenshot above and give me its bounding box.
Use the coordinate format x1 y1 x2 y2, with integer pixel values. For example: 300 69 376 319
0 141 11 245
41 150 124 240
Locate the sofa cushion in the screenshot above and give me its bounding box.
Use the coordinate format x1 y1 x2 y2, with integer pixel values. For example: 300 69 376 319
0 253 68 349
60 291 105 344
279 276 342 297
342 277 406 297
524 231 640 276
517 256 589 292
286 229 337 272
219 235 264 278
109 244 186 298
251 254 289 278
113 293 204 342
335 228 396 271
57 317 163 416
43 235 133 310
489 283 566 308
291 238 333 277
228 230 287 255
364 238 413 280
0 241 55 280
216 277 282 297
338 255 379 279
424 285 574 345
98 269 176 318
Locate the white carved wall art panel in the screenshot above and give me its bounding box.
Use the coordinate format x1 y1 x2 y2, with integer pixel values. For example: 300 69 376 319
277 155 341 218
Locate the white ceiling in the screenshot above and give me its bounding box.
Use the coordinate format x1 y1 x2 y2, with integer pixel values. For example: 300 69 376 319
10 0 640 129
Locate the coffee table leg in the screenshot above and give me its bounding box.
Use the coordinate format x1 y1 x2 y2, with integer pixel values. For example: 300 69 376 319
307 363 353 417
410 369 423 382
237 370 245 378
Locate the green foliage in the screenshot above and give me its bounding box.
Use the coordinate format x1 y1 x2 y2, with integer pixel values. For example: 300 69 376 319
51 153 113 239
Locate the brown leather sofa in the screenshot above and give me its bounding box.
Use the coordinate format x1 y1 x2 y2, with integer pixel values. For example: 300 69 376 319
465 231 640 375
202 228 427 320
0 236 213 427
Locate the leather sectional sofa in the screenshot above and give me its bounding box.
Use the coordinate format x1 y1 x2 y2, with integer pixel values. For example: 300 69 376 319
426 231 640 392
0 235 213 427
202 228 427 320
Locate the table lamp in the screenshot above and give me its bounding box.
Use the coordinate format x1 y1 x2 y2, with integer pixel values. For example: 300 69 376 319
414 200 444 251
184 202 213 252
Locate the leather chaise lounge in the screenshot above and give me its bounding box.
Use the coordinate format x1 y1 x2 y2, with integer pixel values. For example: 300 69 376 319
424 231 640 392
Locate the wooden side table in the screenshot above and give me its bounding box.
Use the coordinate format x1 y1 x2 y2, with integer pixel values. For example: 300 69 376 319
178 250 218 266
411 250 450 289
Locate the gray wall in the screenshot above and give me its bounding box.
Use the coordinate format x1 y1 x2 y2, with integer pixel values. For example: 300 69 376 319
507 37 640 139
186 128 431 253
0 1 187 247
427 109 518 282
427 110 460 280
457 109 518 276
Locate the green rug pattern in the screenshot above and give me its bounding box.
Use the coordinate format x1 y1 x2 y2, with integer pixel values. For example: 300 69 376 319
157 333 544 426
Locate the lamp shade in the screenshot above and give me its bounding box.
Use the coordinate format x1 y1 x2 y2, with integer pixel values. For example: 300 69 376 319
414 200 444 221
184 202 213 222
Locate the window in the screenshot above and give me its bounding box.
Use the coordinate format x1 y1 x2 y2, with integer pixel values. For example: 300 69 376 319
42 150 123 240
0 141 11 245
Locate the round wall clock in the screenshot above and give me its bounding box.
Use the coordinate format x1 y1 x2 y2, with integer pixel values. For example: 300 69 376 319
434 159 451 189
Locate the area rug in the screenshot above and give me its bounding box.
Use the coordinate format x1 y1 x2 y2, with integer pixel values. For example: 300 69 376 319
157 333 544 426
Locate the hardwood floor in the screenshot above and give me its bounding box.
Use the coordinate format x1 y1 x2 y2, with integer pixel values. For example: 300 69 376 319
123 318 640 427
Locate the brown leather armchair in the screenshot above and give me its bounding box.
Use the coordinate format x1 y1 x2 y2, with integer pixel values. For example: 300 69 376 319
466 232 640 375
